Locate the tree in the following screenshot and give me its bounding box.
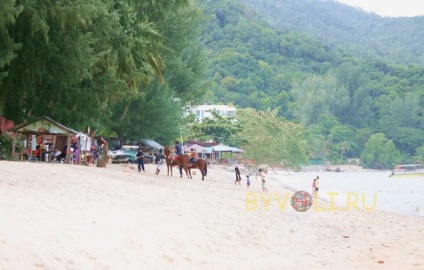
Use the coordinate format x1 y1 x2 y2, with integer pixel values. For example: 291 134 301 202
236 108 307 168
385 126 424 155
106 0 208 142
0 0 205 143
414 146 424 164
0 0 22 89
107 81 182 146
292 73 349 125
385 93 421 128
190 111 245 147
361 133 401 169
304 133 327 163
0 0 125 128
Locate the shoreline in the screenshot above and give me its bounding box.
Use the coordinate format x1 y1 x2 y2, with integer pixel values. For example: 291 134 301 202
1 161 423 269
218 163 424 217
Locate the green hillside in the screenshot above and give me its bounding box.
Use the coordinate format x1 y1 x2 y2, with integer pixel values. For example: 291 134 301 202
1 0 423 167
239 0 424 65
199 0 424 165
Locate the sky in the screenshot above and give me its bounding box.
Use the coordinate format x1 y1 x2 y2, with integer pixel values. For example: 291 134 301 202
335 0 424 17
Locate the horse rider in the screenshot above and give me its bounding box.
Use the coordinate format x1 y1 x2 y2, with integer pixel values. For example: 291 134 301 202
189 148 198 164
174 141 182 161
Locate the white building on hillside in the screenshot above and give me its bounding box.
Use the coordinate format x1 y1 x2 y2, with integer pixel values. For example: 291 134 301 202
185 104 237 122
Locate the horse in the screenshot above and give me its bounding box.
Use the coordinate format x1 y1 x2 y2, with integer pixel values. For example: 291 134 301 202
188 158 207 181
164 146 190 178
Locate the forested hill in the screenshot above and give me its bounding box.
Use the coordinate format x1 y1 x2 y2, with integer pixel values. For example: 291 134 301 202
198 0 348 116
239 0 424 66
199 0 424 161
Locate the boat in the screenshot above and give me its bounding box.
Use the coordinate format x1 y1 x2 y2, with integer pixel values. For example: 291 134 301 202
389 164 424 178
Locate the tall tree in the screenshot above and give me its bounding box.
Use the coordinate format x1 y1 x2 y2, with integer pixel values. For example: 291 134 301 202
190 110 245 146
236 108 307 168
107 0 208 141
0 0 129 129
110 81 182 146
361 133 401 169
0 0 22 88
292 73 349 125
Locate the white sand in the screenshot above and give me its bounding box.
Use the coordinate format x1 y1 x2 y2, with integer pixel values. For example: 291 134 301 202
0 161 423 269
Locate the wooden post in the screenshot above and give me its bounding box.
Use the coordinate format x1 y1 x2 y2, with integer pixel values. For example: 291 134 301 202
66 133 71 164
11 133 16 159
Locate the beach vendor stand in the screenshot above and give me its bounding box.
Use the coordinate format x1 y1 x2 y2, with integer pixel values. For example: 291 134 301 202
11 116 79 163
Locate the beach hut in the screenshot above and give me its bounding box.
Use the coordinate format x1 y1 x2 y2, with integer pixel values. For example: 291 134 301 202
183 144 213 159
184 139 218 159
183 139 244 163
212 144 244 164
11 116 79 163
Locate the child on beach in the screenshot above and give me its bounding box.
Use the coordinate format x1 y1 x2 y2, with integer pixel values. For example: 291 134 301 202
259 169 268 192
235 167 241 186
262 179 268 192
312 178 316 197
314 176 319 197
246 175 250 188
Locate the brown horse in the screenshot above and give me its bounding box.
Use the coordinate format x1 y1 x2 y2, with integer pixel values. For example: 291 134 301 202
164 146 190 178
188 158 207 181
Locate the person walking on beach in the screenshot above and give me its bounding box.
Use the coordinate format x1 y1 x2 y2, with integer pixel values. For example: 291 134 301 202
136 148 145 172
246 175 251 188
155 149 166 175
235 167 241 186
314 176 320 198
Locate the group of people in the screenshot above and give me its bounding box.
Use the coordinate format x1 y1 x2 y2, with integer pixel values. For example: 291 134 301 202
137 141 321 197
173 141 198 165
234 166 320 195
234 167 268 192
138 141 199 176
32 136 67 163
62 141 100 165
34 137 46 161
49 140 100 165
136 147 168 175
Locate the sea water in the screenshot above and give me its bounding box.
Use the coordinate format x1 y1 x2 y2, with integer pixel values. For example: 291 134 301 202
268 171 424 217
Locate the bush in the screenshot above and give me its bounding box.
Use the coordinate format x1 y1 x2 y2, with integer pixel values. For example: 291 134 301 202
0 134 12 159
0 134 22 160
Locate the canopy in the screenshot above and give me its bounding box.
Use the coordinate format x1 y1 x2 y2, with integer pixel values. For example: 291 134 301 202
212 144 244 153
138 138 164 150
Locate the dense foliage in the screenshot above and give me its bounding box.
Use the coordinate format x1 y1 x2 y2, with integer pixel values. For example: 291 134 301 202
0 0 207 146
196 0 424 168
1 0 424 169
360 133 402 169
189 111 246 147
240 0 424 66
186 108 308 167
236 108 307 168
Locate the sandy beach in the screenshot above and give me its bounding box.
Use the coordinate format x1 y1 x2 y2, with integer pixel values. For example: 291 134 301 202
0 161 423 269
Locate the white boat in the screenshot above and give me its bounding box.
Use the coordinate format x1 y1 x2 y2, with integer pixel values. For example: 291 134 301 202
389 164 424 178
